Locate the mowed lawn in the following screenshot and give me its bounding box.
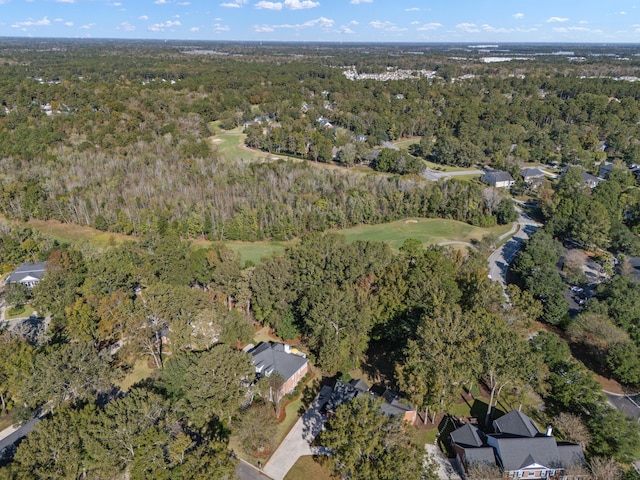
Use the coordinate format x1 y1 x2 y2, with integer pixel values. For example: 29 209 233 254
338 218 512 250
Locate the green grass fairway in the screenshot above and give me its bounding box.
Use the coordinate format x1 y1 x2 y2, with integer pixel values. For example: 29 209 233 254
225 241 291 265
338 218 511 251
208 122 279 163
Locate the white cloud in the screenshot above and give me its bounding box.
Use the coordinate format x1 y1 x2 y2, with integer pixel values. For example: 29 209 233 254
417 22 442 31
139 15 149 20
56 0 75 3
456 22 480 33
177 1 191 4
65 21 74 26
54 18 64 22
350 0 372 4
513 12 524 20
546 16 569 23
11 16 51 28
618 11 627 15
190 26 199 31
284 0 319 8
118 22 135 31
368 20 406 32
579 20 588 24
349 20 359 25
369 20 389 29
148 20 181 31
80 23 95 29
253 24 275 32
221 0 246 6
256 1 282 9
336 25 355 34
213 23 230 31
482 24 512 33
154 0 167 4
254 16 333 32
405 7 419 11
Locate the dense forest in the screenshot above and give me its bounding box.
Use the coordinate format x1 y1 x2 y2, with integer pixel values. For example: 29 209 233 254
1 40 640 239
1 40 640 479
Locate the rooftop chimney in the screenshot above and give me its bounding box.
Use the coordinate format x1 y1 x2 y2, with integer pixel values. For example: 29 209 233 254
546 426 553 437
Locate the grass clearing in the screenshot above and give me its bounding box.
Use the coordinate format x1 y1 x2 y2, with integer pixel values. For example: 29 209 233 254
285 456 334 480
225 241 290 266
5 304 36 320
116 360 155 392
422 160 474 173
26 218 135 249
337 218 511 251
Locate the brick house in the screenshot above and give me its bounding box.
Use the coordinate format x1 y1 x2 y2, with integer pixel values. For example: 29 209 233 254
250 342 309 398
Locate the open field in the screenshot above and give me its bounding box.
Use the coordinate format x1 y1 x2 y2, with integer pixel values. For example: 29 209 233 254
26 218 135 249
225 241 290 266
208 123 272 162
337 218 512 251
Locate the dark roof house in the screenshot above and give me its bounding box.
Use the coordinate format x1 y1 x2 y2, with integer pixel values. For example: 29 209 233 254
251 342 309 396
6 262 48 288
450 410 587 480
521 167 546 182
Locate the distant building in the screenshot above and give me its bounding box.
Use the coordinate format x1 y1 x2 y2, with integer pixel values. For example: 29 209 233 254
482 170 515 188
6 262 47 288
250 342 309 397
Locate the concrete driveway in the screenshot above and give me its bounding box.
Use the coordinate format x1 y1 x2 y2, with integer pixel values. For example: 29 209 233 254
262 386 332 480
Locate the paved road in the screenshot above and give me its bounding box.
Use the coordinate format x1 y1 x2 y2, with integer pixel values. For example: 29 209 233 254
0 416 41 455
422 168 485 181
488 207 540 297
236 459 273 480
262 386 332 480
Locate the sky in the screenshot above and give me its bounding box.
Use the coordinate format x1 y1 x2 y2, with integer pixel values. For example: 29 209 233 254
1 0 640 43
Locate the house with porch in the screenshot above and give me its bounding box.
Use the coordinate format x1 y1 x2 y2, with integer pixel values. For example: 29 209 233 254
6 262 48 288
450 410 587 479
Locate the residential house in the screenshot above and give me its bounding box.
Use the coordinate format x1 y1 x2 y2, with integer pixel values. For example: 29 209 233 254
580 171 601 188
380 389 418 424
324 379 417 423
482 170 515 188
250 342 309 398
520 167 546 183
6 262 47 288
598 162 615 179
450 410 587 479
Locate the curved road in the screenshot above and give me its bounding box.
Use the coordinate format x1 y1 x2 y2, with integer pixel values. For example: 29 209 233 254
488 207 541 298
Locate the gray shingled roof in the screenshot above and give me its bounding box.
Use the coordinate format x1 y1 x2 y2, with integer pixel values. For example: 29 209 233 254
463 447 497 467
492 436 561 471
326 380 362 413
493 410 540 438
6 262 48 283
450 423 485 448
251 342 308 382
379 389 414 417
521 167 545 179
483 170 514 184
557 444 586 468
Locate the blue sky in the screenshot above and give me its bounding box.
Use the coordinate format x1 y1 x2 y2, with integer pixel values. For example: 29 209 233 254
1 0 639 43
